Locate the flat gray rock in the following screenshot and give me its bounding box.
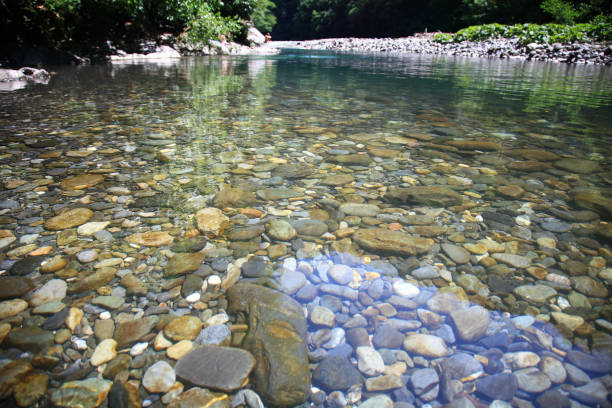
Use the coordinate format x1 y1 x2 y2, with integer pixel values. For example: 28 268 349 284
175 345 255 392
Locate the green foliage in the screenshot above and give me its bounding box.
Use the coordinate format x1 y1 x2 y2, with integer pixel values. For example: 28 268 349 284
252 0 277 33
433 33 454 43
185 3 242 43
454 20 612 44
541 0 580 24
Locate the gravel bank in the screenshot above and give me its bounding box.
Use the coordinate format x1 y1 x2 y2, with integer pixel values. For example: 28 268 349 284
271 35 612 65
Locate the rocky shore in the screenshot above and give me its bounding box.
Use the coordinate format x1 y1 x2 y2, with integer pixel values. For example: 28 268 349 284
272 35 612 65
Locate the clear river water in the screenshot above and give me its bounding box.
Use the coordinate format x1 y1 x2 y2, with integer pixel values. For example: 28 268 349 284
0 51 611 408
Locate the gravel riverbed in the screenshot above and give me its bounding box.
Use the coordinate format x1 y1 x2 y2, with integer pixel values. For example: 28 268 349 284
270 35 612 65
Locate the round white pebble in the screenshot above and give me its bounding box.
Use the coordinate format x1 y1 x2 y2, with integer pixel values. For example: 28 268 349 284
130 341 149 356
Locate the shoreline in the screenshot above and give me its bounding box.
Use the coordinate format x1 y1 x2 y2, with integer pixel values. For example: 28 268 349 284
1 33 610 86
269 35 612 65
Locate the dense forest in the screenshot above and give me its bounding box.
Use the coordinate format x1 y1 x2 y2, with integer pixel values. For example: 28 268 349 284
0 0 609 47
271 0 610 39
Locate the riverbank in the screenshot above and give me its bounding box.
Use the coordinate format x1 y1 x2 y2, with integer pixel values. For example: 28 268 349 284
271 34 612 65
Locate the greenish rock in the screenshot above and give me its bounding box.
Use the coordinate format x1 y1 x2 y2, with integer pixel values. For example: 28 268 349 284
339 203 380 217
103 354 131 379
491 253 531 268
32 299 66 315
290 219 328 237
219 151 244 164
358 395 393 408
554 158 602 174
272 163 312 179
0 276 33 298
229 240 260 258
328 154 372 166
51 378 112 408
115 316 160 349
441 243 471 264
166 252 206 276
0 360 33 399
44 208 94 230
92 296 125 310
571 188 612 219
385 186 463 207
213 187 257 208
256 187 301 201
171 236 208 253
227 283 310 407
228 225 265 241
9 256 45 276
69 267 116 293
6 327 54 353
267 219 297 241
571 276 608 298
182 274 204 297
321 173 355 186
446 140 499 151
353 228 434 256
513 285 557 304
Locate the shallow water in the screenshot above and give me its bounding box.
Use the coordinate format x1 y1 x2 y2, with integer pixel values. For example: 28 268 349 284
0 51 611 407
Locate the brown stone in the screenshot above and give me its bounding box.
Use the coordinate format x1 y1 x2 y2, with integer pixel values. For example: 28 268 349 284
60 174 104 190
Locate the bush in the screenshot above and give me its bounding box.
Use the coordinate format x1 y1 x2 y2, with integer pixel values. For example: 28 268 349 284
453 20 611 44
185 3 242 44
433 33 454 43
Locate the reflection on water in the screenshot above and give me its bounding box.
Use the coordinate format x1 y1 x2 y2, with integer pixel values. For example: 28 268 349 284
0 51 610 407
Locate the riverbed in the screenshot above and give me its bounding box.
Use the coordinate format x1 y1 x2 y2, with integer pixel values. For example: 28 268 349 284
0 51 610 408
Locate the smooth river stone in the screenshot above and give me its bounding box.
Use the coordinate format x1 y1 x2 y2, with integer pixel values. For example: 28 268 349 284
143 361 176 393
0 299 28 319
126 231 174 247
195 207 229 237
0 276 33 299
115 316 160 349
339 203 380 217
476 373 517 401
175 345 255 392
513 285 557 304
554 158 601 174
12 372 48 407
446 140 499 151
403 334 448 358
51 378 112 408
353 228 434 256
60 174 104 190
441 243 471 264
29 279 67 307
514 367 551 393
213 186 256 208
256 187 301 200
68 267 116 293
321 173 354 186
267 219 296 241
165 252 206 276
385 186 463 207
44 208 94 230
491 253 531 268
77 221 109 236
227 283 310 407
6 327 54 353
0 360 32 399
164 315 203 341
450 305 489 342
90 339 117 366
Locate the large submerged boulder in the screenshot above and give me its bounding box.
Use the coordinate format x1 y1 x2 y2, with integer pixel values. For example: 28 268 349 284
227 282 310 407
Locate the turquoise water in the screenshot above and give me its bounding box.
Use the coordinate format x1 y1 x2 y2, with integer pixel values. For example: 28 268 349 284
0 51 611 407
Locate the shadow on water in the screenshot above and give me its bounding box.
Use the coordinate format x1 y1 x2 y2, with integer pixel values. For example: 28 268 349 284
264 252 612 407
